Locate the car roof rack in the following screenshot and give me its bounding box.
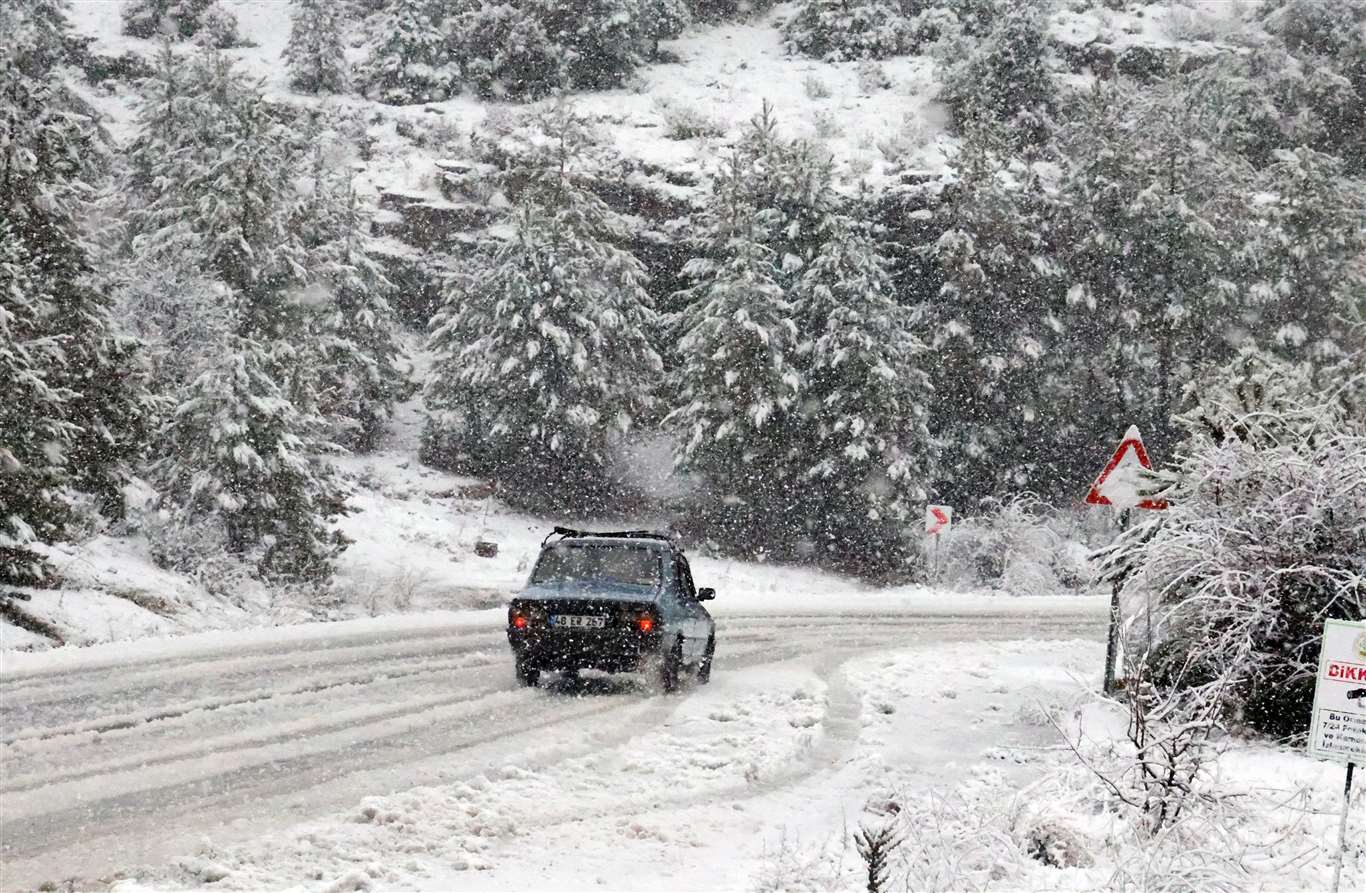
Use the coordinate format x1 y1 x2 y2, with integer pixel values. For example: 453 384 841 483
543 526 675 546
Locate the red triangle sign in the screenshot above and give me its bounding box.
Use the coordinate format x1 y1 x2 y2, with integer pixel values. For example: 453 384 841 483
1086 425 1168 511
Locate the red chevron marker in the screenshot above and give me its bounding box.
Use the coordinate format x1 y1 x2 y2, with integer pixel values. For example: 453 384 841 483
925 505 952 536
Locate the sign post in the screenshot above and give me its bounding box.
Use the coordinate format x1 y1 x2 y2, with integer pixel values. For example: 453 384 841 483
1307 618 1365 893
1084 426 1167 695
925 505 951 584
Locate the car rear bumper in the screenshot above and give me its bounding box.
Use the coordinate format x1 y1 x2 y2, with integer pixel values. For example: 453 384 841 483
508 628 664 673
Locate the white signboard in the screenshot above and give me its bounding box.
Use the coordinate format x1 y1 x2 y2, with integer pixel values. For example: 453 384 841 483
925 505 952 536
1308 619 1366 765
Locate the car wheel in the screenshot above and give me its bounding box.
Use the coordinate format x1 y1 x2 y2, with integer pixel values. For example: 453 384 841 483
660 640 683 694
515 659 540 687
697 635 715 685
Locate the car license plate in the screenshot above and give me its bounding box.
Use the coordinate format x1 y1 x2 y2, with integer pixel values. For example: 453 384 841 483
550 614 606 630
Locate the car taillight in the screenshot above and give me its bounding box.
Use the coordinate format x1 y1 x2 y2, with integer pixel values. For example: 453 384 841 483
512 613 528 630
636 616 654 633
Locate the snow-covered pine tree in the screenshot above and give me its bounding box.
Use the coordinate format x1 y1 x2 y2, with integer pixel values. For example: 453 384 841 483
0 220 74 587
2 56 155 526
283 0 349 94
639 0 691 57
451 1 566 99
122 0 241 47
125 47 311 342
1241 147 1366 365
1051 80 1252 483
534 0 650 89
360 0 450 105
0 0 89 78
936 0 1055 147
925 124 1063 502
791 214 933 572
156 333 348 583
121 49 348 583
723 103 842 291
424 105 660 511
667 148 804 549
783 0 911 62
299 150 412 452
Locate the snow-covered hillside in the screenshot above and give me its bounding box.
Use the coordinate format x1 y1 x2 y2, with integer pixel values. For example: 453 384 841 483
7 0 1261 652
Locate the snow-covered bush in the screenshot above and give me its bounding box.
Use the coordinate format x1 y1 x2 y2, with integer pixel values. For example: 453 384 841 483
935 0 1055 146
283 0 350 94
783 0 912 62
1097 349 1366 738
639 0 692 55
145 508 254 600
1261 0 1366 58
360 0 452 104
451 0 653 99
452 2 567 100
192 2 241 49
537 0 651 89
689 0 777 22
656 99 725 140
121 0 242 47
937 496 1092 595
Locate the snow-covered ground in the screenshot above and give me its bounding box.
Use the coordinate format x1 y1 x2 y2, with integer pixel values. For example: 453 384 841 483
6 604 1358 892
2 602 1102 890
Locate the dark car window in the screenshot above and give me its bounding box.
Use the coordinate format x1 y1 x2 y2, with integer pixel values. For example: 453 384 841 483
531 544 662 587
676 556 697 600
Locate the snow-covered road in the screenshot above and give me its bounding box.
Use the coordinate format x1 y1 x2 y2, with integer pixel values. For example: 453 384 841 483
1 602 1107 890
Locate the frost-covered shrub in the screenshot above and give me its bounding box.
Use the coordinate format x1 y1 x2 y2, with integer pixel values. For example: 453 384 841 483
656 99 725 139
783 0 912 62
146 513 255 601
803 74 832 99
937 496 1093 596
1098 350 1366 738
856 58 892 92
193 2 241 48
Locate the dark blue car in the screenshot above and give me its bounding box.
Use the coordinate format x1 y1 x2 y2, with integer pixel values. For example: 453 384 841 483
507 528 716 692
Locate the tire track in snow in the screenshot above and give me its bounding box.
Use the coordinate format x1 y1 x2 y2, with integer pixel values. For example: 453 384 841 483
0 608 1104 890
2 649 504 745
2 683 684 870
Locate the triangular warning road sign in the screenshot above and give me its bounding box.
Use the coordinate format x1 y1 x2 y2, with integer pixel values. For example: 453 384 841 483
1086 425 1168 511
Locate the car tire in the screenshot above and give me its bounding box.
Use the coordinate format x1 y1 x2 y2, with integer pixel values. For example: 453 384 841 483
515 659 540 687
697 635 715 685
660 640 683 694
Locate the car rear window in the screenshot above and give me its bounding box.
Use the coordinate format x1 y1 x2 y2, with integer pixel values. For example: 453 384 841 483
530 544 661 588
